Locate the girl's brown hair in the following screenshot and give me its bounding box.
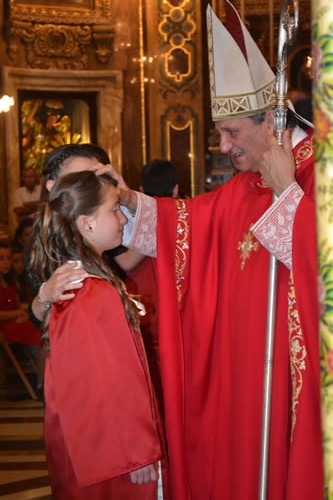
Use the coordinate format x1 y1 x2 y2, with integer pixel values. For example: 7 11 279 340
30 171 139 346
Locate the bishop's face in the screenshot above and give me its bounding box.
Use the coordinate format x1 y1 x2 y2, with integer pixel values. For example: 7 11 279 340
215 111 275 173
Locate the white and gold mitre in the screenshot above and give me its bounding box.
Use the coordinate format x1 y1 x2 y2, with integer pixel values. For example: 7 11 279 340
207 1 276 121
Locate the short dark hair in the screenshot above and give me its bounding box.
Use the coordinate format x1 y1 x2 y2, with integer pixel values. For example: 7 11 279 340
142 159 178 197
248 112 266 124
40 143 111 203
43 143 111 181
249 107 311 130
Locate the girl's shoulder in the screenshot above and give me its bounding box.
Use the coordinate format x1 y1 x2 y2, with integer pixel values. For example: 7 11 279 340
72 276 120 304
54 276 126 323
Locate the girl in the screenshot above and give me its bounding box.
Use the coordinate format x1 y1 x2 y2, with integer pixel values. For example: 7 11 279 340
30 171 162 498
28 143 141 326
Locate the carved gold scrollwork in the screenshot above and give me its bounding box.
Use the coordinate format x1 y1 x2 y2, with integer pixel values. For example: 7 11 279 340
24 24 91 69
6 0 114 68
92 25 115 64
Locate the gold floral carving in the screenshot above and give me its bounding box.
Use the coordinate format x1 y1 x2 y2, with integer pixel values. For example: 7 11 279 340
6 0 114 68
288 273 307 440
175 198 190 304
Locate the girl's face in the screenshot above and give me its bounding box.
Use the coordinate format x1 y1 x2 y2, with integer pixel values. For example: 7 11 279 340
0 248 12 276
81 185 127 255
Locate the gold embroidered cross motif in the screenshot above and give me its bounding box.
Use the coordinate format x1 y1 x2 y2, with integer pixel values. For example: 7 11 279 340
238 230 260 270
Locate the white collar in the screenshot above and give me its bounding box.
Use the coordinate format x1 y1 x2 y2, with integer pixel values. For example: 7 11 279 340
291 125 308 148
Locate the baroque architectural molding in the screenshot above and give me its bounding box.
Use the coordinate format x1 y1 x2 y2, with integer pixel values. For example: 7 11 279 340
6 0 114 68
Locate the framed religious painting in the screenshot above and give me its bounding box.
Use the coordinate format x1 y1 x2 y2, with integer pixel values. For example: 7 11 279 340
2 66 123 232
18 90 97 177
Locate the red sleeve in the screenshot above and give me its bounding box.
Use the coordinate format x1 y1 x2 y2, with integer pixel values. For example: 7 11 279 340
48 278 161 487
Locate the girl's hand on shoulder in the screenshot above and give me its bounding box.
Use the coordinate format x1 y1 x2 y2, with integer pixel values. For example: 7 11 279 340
42 262 88 303
129 464 158 484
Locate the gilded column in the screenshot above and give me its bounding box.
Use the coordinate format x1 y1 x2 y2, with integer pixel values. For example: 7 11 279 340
144 0 205 197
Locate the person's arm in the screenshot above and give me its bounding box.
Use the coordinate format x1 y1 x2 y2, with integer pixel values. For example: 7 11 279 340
252 129 304 268
30 262 89 322
0 308 27 322
13 201 39 217
251 182 304 269
114 249 145 272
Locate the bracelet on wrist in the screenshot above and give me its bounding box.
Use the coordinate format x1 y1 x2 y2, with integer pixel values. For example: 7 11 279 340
38 282 52 310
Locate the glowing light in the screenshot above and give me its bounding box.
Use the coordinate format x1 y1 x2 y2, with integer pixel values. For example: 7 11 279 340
0 95 14 113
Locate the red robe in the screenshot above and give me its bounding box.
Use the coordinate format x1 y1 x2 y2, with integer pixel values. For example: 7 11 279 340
126 258 163 415
152 135 323 498
45 277 162 499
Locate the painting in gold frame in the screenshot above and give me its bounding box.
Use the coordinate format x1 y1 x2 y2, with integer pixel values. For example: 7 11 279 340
18 91 96 177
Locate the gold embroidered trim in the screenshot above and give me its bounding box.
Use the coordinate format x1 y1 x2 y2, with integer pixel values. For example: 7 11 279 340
288 272 307 440
175 199 190 304
238 226 260 270
211 80 276 120
294 137 313 170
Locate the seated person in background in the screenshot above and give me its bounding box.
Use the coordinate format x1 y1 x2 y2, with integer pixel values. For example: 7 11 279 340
0 244 43 389
11 247 33 305
11 219 35 305
12 167 41 221
11 217 34 252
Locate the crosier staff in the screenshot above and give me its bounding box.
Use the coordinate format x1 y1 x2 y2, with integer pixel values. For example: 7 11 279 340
258 1 299 498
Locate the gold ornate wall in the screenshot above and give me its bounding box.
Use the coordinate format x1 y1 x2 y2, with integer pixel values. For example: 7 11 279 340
0 0 311 230
143 0 205 196
6 0 114 68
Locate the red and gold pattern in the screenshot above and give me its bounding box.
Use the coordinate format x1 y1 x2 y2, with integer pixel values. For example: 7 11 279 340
175 199 190 304
238 226 260 270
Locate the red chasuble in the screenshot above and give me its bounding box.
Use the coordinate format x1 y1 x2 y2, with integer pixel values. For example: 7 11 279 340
154 135 323 499
44 277 162 499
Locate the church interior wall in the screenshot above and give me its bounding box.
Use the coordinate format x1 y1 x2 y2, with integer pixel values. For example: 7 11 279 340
0 0 311 237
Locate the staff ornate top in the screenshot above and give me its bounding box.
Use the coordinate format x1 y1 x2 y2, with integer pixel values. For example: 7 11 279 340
274 0 299 144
